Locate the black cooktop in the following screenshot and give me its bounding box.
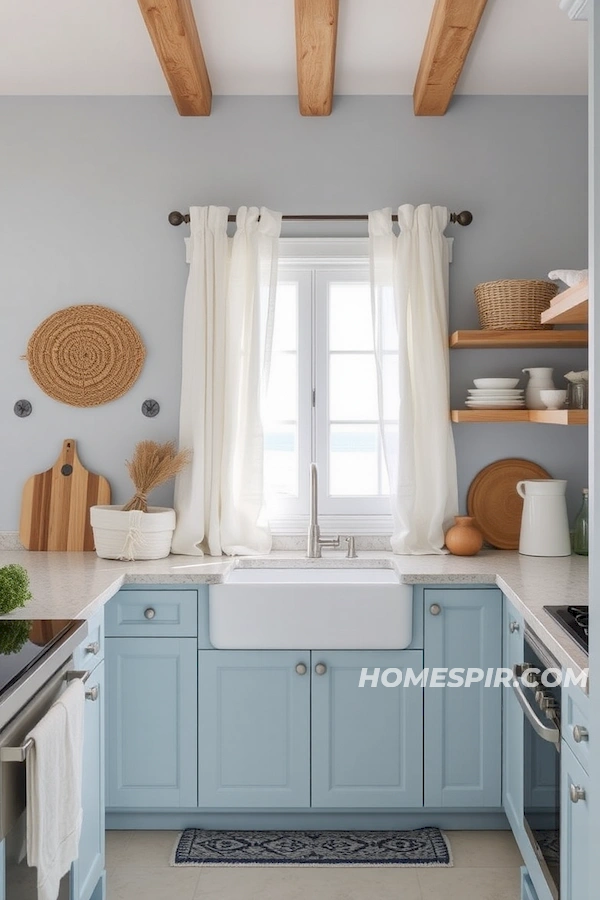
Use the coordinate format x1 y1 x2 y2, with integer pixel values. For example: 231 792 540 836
0 620 77 698
544 605 589 655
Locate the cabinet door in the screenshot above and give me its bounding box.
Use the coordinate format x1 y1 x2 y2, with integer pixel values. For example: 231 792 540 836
71 662 104 900
106 638 197 808
503 601 525 836
71 661 105 900
424 589 502 808
311 650 423 808
198 650 310 808
561 742 589 900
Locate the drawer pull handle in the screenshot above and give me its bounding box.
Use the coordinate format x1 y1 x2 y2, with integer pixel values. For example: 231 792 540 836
429 603 441 616
295 663 307 676
85 686 99 702
315 663 327 675
509 621 520 633
85 642 100 655
570 783 586 803
144 608 156 620
573 725 589 743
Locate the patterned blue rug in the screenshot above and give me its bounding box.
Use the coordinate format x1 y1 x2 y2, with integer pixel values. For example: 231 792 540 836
171 826 453 867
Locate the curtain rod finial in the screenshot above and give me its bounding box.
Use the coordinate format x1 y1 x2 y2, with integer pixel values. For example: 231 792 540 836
450 210 473 226
168 211 189 227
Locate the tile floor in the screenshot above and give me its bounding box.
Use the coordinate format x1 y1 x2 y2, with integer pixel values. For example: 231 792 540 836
105 829 523 900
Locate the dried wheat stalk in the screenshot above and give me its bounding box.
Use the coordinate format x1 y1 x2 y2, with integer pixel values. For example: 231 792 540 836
122 440 191 512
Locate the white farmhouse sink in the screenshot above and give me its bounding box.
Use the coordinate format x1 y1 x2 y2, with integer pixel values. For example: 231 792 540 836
209 566 413 649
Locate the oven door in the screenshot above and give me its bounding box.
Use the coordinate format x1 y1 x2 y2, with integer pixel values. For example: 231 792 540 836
0 660 74 899
513 633 561 899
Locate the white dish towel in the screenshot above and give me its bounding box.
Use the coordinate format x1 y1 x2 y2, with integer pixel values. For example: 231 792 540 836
26 678 85 900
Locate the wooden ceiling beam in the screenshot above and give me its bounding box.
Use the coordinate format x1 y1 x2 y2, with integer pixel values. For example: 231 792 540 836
413 0 488 116
295 0 339 116
138 0 212 116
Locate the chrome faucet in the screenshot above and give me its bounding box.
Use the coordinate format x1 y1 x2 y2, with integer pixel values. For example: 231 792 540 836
307 463 340 558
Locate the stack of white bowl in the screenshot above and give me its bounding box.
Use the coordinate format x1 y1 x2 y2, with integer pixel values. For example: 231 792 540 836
466 378 525 409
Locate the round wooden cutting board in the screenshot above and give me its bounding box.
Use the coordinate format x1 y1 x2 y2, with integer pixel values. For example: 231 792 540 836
467 458 551 550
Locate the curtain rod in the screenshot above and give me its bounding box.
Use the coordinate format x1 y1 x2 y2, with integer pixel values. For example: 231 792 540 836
167 210 474 227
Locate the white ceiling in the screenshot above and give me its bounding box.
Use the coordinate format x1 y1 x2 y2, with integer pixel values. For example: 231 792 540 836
0 0 588 97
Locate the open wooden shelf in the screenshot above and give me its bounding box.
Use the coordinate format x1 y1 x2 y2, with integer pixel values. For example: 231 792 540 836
451 409 588 425
451 410 530 423
449 329 588 349
528 409 588 425
541 279 589 326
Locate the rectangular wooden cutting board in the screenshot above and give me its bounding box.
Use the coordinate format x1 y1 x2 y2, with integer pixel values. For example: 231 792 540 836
19 439 111 551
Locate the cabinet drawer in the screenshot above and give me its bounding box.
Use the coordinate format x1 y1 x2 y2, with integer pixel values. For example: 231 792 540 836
105 590 198 637
562 679 590 773
74 609 105 670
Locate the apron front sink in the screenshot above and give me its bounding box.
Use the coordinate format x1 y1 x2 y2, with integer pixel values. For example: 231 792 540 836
209 566 413 649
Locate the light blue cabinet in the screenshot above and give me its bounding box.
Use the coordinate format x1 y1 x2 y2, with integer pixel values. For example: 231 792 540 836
561 742 589 900
198 650 310 808
424 588 502 807
503 600 524 837
521 867 540 900
71 660 105 900
311 650 423 808
106 637 197 808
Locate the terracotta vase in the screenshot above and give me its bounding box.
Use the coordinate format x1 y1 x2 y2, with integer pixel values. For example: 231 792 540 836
445 516 483 556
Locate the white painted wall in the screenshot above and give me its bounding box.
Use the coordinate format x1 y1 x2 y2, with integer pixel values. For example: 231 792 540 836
0 95 588 529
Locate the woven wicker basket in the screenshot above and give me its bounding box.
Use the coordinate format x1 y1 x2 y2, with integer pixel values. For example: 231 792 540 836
474 280 558 331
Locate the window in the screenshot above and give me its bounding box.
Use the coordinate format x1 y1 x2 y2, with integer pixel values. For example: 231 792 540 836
263 239 393 533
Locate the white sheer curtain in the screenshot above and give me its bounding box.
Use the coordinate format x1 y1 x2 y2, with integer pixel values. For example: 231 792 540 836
171 205 282 557
369 205 458 554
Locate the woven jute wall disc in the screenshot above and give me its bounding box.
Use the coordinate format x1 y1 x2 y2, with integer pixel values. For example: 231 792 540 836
26 304 145 407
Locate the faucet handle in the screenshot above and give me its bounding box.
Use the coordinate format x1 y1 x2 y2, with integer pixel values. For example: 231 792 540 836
344 536 358 559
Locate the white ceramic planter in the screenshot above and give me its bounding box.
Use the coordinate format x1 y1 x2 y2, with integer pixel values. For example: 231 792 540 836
90 505 176 560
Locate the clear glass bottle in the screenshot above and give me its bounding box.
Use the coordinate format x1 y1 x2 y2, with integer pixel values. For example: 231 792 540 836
572 488 589 556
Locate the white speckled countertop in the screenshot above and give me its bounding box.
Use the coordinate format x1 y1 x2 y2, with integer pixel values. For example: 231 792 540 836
0 548 588 685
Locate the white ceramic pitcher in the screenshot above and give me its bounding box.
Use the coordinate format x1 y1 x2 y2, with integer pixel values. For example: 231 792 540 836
516 479 571 557
522 367 555 409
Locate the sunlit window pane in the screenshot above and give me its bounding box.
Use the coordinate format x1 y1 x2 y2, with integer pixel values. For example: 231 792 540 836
272 283 297 352
382 354 399 420
329 425 379 496
265 352 297 422
378 287 398 352
329 283 373 351
264 426 298 498
329 354 378 421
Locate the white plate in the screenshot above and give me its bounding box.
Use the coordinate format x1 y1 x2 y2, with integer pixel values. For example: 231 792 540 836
467 390 524 396
466 401 526 409
473 378 520 389
467 395 524 400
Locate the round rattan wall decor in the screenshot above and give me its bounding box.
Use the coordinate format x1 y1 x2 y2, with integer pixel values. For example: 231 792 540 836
25 304 145 407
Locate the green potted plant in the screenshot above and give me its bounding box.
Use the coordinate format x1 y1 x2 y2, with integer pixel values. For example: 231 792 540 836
0 564 32 615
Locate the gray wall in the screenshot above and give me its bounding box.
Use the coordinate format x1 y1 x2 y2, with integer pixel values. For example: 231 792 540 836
0 95 588 530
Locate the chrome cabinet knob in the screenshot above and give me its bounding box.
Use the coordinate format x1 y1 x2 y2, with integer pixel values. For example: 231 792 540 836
85 641 100 655
315 663 327 675
85 685 99 702
573 725 589 743
429 603 442 616
144 608 156 620
509 621 520 633
570 783 586 803
295 663 307 676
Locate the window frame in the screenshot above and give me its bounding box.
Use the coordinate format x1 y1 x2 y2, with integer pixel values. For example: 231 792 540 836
267 239 394 535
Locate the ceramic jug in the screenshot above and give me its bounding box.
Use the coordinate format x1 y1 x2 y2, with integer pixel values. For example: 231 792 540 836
516 479 571 557
522 367 555 409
